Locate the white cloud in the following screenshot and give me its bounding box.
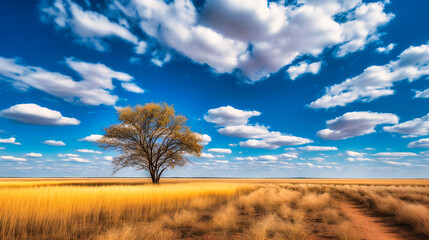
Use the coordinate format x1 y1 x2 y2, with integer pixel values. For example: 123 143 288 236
415 89 429 98
0 137 21 145
77 149 102 154
204 106 260 126
317 111 398 140
383 161 411 166
201 153 215 158
287 61 322 80
0 156 26 161
207 105 312 149
134 41 148 55
345 151 364 157
278 153 299 159
239 132 312 149
408 138 429 148
213 160 229 164
218 124 269 138
207 148 232 154
0 103 80 126
0 147 4 150
346 157 373 162
151 53 171 67
235 153 297 161
335 2 393 57
297 146 338 151
58 153 79 157
383 113 429 137
40 0 139 51
373 152 418 157
121 83 144 93
42 140 66 146
196 133 211 145
310 43 429 109
79 134 103 142
258 155 278 161
62 157 91 163
0 57 136 106
25 153 42 158
103 156 114 161
376 43 396 54
80 0 393 82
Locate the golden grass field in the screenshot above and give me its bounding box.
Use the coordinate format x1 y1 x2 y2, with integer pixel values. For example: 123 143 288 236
1 178 428 240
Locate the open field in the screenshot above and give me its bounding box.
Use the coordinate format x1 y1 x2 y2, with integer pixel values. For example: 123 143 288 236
1 178 428 239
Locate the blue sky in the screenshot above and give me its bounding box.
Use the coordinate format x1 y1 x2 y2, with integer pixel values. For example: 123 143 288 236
0 0 428 178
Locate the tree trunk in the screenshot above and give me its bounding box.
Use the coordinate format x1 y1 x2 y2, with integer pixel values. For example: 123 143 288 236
150 171 160 184
150 171 158 184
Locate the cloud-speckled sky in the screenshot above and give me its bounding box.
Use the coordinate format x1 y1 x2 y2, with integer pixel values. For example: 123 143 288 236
0 0 428 178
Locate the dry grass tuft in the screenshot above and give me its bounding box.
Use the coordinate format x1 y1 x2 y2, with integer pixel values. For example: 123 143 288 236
248 214 307 240
333 222 364 240
298 192 331 212
96 222 176 240
212 203 239 230
395 203 429 236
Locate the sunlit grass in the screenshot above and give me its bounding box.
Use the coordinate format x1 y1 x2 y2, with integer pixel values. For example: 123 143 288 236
1 178 429 239
0 182 255 239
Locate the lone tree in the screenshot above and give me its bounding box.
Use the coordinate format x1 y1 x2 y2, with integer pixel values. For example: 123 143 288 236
98 103 203 184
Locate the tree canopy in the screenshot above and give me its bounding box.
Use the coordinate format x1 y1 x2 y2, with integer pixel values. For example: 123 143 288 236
98 103 203 184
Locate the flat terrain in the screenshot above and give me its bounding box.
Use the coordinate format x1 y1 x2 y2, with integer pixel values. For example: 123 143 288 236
0 178 428 239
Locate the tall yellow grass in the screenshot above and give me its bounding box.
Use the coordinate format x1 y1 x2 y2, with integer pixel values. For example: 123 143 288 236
1 179 429 239
0 182 254 239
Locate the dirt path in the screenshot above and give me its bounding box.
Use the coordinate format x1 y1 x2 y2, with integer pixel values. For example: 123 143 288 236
337 200 423 240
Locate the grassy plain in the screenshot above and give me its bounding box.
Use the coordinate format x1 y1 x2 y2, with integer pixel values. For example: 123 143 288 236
0 178 428 239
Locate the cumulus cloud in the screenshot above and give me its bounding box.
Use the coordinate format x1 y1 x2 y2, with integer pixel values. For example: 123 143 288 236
317 111 398 140
42 140 66 146
204 106 260 126
0 56 138 106
0 103 80 126
0 156 26 161
297 146 338 151
207 148 232 154
376 43 396 54
235 153 297 161
346 157 373 162
25 153 43 158
383 161 411 166
408 138 429 148
79 134 103 142
195 133 211 145
310 43 429 109
0 137 21 145
383 113 429 137
239 132 312 149
58 153 79 157
206 105 312 149
287 61 322 80
201 153 215 158
77 149 102 154
415 89 429 98
62 157 91 163
345 151 364 157
40 0 139 51
373 152 418 157
121 83 144 93
217 124 269 138
41 0 393 82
